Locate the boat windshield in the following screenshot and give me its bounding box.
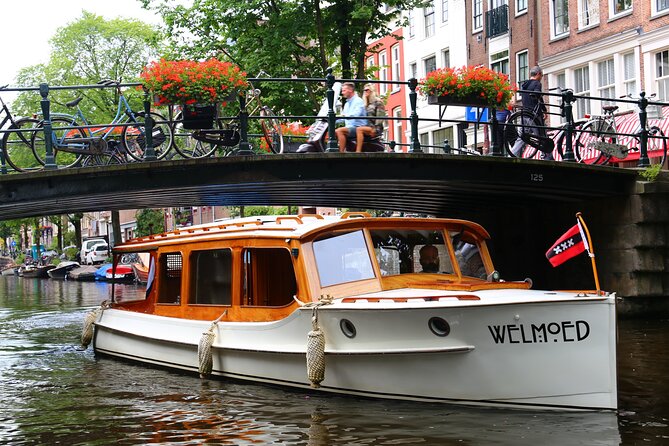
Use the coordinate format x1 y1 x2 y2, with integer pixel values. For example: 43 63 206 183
370 229 453 275
313 230 375 287
450 232 487 279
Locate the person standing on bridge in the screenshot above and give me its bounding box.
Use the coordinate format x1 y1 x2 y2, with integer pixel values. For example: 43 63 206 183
511 66 552 160
335 82 367 152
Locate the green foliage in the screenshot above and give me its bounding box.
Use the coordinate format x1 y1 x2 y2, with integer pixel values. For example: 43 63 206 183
639 164 662 182
135 209 165 236
63 246 79 261
142 0 427 116
12 12 160 124
63 231 77 247
229 206 289 218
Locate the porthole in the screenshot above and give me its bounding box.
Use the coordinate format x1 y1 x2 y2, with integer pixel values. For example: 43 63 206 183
340 318 357 338
428 317 450 337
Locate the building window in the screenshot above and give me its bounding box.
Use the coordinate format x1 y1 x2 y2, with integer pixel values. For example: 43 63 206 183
393 107 403 146
656 50 669 100
623 52 637 96
419 132 430 151
578 0 599 28
516 0 527 13
379 51 388 95
442 0 449 22
574 66 591 117
409 62 417 79
611 0 632 16
442 49 450 68
556 72 567 122
391 44 401 91
424 56 437 75
516 50 529 84
424 4 435 37
433 127 454 152
552 0 569 37
490 50 509 76
408 10 415 38
597 59 615 104
473 0 483 30
656 0 669 14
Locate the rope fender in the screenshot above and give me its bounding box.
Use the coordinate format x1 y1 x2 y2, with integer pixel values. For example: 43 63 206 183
304 295 333 388
198 311 227 379
81 300 109 349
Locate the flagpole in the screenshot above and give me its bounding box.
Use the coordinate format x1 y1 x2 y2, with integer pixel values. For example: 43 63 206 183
576 212 601 295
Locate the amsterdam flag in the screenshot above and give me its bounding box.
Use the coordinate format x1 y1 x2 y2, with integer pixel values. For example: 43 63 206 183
545 220 590 267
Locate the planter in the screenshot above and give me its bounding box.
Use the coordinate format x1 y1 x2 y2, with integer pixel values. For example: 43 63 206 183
427 95 492 108
182 104 216 130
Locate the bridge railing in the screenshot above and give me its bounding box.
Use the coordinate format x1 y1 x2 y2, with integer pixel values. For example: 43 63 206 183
1 72 668 174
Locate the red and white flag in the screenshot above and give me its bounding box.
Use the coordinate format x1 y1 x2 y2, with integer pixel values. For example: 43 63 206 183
545 220 590 267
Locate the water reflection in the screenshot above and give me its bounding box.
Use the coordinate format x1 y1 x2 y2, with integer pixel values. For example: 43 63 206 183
0 276 666 444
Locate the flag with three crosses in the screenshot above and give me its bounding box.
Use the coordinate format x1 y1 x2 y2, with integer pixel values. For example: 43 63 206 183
545 219 591 267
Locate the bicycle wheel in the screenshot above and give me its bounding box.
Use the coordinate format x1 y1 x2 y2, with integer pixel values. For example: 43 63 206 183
260 106 284 154
81 152 125 167
171 110 221 159
122 112 173 161
31 117 86 169
574 119 613 165
647 126 667 167
503 110 539 159
1 117 42 172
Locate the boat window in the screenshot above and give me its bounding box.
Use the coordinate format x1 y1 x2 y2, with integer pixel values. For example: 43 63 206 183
451 233 487 279
242 248 297 307
158 252 182 304
111 251 154 302
190 249 232 305
370 229 452 275
313 230 375 287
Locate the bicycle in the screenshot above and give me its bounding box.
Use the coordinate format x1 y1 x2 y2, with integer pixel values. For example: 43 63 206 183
27 80 173 170
502 91 555 159
573 93 667 166
170 71 284 158
0 86 42 173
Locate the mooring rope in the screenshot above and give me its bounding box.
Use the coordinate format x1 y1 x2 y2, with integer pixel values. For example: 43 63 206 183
81 300 109 349
305 295 333 388
198 311 227 379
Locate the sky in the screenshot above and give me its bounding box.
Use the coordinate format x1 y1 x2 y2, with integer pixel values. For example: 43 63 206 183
1 0 163 85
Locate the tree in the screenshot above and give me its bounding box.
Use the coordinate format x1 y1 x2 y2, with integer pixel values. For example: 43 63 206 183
12 12 160 123
68 213 84 250
136 209 165 237
142 0 426 114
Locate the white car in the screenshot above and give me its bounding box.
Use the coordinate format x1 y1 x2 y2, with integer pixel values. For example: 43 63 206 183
80 239 106 263
85 243 109 265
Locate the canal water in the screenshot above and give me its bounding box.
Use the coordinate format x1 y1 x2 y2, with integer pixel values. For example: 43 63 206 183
0 277 667 445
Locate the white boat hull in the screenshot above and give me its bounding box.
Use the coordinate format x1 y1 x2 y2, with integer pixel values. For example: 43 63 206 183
93 292 617 411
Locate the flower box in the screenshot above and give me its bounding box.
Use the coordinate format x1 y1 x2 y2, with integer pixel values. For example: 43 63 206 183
419 66 514 109
427 95 491 108
140 58 248 106
182 104 216 130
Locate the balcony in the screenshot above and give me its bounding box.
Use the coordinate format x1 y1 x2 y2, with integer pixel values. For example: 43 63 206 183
485 4 509 39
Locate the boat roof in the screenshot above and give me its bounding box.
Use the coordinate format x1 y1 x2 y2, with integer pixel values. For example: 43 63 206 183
113 213 491 252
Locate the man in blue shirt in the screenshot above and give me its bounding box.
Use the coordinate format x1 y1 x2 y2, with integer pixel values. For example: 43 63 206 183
335 82 367 152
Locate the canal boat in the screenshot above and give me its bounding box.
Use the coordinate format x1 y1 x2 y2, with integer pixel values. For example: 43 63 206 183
90 214 618 411
67 265 98 281
21 264 55 278
47 261 80 279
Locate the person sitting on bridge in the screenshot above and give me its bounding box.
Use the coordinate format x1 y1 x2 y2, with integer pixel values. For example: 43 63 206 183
355 84 387 153
419 244 440 273
335 82 367 152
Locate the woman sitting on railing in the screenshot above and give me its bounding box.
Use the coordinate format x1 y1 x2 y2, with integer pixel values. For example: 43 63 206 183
355 84 387 152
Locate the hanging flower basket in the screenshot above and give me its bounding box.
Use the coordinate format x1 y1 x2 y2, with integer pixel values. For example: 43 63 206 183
140 58 248 106
419 66 514 109
182 104 216 130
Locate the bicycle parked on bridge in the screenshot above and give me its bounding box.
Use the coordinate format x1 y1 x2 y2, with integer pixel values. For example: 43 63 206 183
25 80 174 170
0 87 41 173
573 93 667 166
170 71 284 158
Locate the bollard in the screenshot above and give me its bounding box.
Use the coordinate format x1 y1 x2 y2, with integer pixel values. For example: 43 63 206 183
237 92 254 155
408 78 422 153
443 139 451 154
489 108 502 156
561 89 576 162
39 83 57 169
325 68 339 152
637 92 650 168
142 90 157 161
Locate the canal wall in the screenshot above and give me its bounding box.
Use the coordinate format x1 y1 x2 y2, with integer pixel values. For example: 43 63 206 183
455 170 669 317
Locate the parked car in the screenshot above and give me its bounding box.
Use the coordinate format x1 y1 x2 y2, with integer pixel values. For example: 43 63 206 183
80 239 106 263
85 243 109 265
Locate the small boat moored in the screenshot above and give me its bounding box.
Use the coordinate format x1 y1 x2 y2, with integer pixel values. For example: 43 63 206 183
88 213 618 411
47 261 80 279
